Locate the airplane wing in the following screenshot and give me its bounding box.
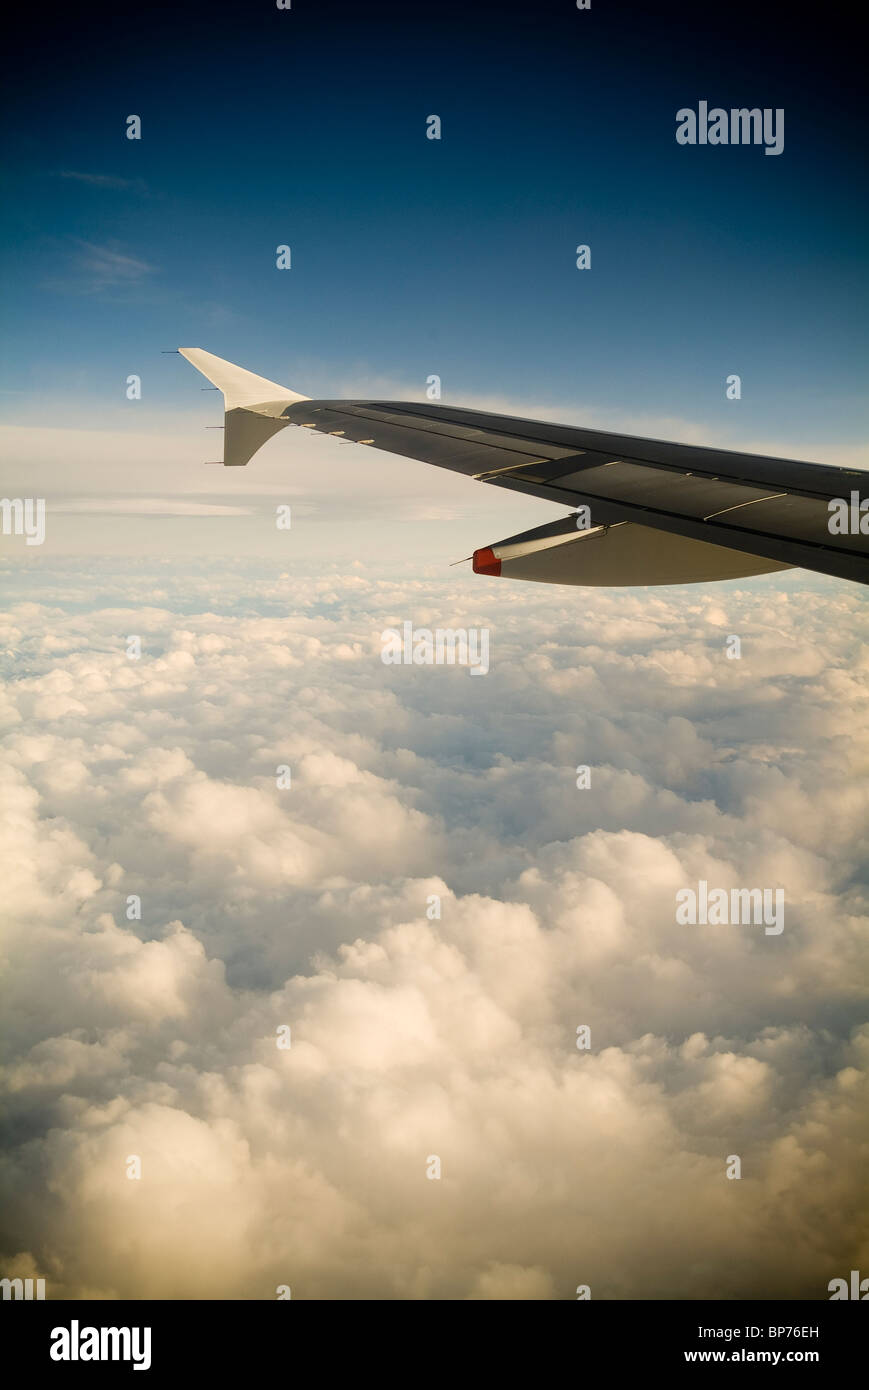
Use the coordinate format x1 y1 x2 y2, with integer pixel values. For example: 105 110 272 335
179 348 869 587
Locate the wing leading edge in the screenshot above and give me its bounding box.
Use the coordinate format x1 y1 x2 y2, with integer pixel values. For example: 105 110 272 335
179 349 869 586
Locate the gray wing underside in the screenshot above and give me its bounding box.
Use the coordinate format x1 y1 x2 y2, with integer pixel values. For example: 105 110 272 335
280 398 869 585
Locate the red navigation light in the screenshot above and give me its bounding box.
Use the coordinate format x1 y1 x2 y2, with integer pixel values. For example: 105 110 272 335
472 547 502 576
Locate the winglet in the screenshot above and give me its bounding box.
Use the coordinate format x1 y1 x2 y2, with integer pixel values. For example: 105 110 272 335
179 347 308 410
179 347 309 466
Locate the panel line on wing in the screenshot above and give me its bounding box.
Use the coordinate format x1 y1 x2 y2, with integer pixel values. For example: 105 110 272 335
703 493 787 520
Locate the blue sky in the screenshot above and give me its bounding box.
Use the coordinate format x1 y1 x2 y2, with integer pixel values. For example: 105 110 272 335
2 0 866 434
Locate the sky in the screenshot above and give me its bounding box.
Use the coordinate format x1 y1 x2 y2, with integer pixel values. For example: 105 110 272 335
1 0 867 1302
1 0 867 556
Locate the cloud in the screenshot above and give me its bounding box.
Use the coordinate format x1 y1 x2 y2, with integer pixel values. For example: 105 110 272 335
39 240 158 297
53 498 254 517
75 240 156 283
55 171 148 194
0 560 866 1298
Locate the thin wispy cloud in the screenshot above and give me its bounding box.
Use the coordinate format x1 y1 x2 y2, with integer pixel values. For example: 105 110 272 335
53 498 253 517
74 240 156 284
55 171 148 194
40 239 159 297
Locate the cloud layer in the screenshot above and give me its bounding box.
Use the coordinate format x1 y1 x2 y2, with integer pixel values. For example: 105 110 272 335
1 560 867 1299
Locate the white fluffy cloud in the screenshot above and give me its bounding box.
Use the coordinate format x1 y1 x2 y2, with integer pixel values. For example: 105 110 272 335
0 558 867 1299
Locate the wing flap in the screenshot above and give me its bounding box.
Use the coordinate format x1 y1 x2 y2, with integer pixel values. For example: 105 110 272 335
474 513 792 586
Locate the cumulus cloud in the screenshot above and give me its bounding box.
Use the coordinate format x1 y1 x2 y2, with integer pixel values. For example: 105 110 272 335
0 559 867 1299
